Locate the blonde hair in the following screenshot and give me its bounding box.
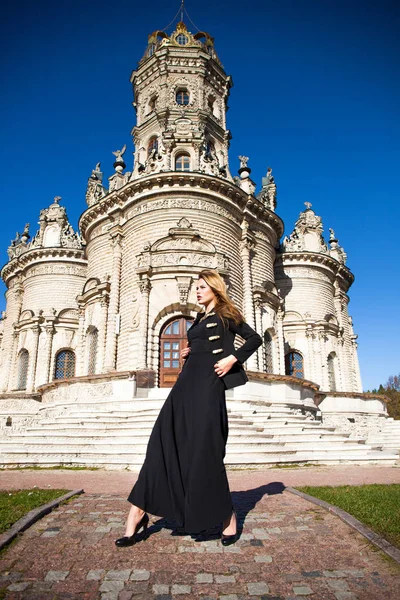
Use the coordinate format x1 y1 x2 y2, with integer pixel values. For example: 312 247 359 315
198 270 243 325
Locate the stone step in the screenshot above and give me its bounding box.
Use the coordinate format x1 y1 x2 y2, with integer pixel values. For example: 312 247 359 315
0 451 398 469
0 441 380 454
0 438 373 451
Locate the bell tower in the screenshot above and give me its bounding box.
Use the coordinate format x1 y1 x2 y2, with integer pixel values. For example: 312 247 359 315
130 21 233 180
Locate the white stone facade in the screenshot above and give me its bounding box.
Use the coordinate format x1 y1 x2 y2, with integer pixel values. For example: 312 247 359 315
0 22 362 397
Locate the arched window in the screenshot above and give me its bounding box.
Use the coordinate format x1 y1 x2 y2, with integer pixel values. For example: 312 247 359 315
176 34 188 46
176 89 189 105
147 136 158 156
175 153 191 172
159 317 193 387
54 349 76 380
87 328 99 376
264 332 273 374
148 95 157 112
327 352 337 391
17 349 29 390
285 351 304 379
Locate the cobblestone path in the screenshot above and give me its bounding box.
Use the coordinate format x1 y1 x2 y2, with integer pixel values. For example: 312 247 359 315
1 485 399 599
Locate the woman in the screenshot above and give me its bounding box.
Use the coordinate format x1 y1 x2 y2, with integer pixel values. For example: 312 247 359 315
115 269 262 547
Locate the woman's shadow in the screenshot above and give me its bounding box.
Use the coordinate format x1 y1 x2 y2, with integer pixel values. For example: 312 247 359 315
135 481 286 543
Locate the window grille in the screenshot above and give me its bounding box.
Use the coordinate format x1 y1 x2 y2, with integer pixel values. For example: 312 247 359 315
264 332 273 374
17 349 29 390
285 351 304 379
175 153 190 171
176 34 188 46
176 89 189 105
54 350 76 380
87 329 98 375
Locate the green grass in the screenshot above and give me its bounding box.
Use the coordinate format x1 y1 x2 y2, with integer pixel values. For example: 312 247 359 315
0 489 68 534
297 484 400 549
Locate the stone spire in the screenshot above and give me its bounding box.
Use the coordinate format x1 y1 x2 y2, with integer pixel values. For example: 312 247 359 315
86 162 107 207
328 228 347 264
7 197 84 260
129 21 233 180
281 203 329 254
257 166 277 211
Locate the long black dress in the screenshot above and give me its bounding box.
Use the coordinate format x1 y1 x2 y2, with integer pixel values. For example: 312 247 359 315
128 311 262 534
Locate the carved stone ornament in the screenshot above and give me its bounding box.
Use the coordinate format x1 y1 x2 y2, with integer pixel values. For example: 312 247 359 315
136 217 229 275
281 204 329 255
8 198 84 260
257 166 277 211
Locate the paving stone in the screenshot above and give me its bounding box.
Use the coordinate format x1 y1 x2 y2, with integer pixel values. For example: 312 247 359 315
96 525 112 532
328 579 350 591
101 593 119 600
153 584 170 593
240 532 255 540
323 571 348 578
301 571 321 578
343 570 364 578
7 582 31 591
130 569 150 581
44 570 69 582
171 584 192 594
293 587 314 596
267 527 282 534
247 582 269 595
153 595 172 600
178 545 205 553
252 528 270 539
333 594 358 600
254 555 273 563
41 530 60 537
215 574 236 583
105 569 132 581
219 595 238 600
87 569 106 580
100 581 125 592
196 573 213 583
118 592 133 600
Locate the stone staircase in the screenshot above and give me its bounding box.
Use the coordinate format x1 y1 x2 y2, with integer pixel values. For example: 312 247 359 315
367 417 400 451
0 396 399 469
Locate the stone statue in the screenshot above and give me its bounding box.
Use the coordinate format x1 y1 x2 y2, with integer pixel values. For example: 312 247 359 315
112 144 127 161
266 166 274 183
238 155 249 169
329 228 336 242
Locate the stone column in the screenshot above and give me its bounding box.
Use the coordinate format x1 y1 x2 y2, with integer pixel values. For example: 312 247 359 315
137 278 151 369
240 236 256 329
8 331 20 391
3 284 24 392
253 294 264 372
43 320 55 385
104 228 123 372
27 323 40 392
276 305 285 375
76 304 86 376
98 293 109 372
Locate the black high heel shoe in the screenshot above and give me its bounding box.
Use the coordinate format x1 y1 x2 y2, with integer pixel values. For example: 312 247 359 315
221 510 239 546
115 512 149 547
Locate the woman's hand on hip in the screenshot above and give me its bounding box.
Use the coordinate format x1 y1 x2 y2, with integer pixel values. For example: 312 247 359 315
214 355 238 377
181 344 191 359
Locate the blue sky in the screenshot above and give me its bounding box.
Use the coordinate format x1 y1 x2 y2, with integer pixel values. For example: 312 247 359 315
1 0 399 391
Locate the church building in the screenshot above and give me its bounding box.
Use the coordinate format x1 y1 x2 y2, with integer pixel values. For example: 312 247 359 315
0 21 362 397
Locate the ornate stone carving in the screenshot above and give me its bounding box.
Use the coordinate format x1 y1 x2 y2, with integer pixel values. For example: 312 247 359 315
281 204 329 255
86 163 107 207
257 167 277 211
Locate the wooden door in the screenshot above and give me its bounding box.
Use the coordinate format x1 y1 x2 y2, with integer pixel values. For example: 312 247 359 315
159 317 193 387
